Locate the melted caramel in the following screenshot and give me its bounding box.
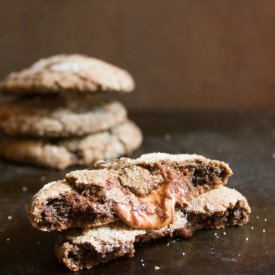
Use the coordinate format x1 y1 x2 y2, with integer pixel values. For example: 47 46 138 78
114 165 191 229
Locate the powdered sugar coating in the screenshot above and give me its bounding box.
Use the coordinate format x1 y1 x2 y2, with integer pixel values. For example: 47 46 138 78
0 54 135 94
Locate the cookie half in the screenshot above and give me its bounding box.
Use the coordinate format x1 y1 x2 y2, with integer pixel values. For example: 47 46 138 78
0 54 135 94
28 153 232 231
55 186 250 271
0 96 127 137
0 120 142 169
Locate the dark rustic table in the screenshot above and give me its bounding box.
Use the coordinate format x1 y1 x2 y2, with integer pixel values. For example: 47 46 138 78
0 112 274 275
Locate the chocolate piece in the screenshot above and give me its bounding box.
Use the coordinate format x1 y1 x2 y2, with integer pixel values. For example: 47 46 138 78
55 187 251 271
29 153 232 231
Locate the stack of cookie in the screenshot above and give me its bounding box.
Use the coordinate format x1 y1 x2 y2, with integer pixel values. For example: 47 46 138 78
0 54 142 169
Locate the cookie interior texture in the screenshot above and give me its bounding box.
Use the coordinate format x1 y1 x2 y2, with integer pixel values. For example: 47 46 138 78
29 153 232 231
0 54 135 94
55 186 250 271
0 95 127 137
0 120 142 170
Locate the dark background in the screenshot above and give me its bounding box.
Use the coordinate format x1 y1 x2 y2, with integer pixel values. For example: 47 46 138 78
0 0 274 111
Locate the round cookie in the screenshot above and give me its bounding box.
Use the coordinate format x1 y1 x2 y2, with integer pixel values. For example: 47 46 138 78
0 54 135 94
0 120 143 170
0 96 127 137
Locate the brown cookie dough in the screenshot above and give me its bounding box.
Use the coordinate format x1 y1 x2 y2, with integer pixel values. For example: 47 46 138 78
0 120 142 170
55 186 250 271
0 54 135 94
0 96 127 137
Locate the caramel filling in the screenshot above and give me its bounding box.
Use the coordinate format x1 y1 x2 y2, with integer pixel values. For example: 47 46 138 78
114 166 191 229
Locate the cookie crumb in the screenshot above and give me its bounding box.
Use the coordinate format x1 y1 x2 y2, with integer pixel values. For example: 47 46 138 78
6 238 10 242
263 229 266 233
256 216 259 219
164 134 171 141
264 218 267 222
155 266 160 270
37 241 41 245
142 263 145 267
272 153 275 159
214 232 218 236
238 254 241 257
22 186 28 192
251 226 254 230
40 176 46 181
182 252 186 256
140 259 144 262
166 242 170 247
223 232 226 235
7 215 13 220
245 237 249 241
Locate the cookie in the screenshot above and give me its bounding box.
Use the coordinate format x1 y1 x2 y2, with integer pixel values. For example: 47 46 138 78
28 153 232 231
0 120 142 170
0 54 135 94
55 186 250 271
0 96 127 137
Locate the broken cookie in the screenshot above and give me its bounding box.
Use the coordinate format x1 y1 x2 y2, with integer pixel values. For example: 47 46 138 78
29 153 232 231
55 186 250 271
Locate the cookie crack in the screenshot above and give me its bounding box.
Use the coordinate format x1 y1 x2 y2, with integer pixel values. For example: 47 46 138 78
109 127 129 155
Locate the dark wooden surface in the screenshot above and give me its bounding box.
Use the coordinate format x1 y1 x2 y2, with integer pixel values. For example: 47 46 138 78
0 112 274 274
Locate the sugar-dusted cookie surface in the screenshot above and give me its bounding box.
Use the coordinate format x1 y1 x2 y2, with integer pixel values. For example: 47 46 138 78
0 54 135 94
0 96 127 137
0 120 142 169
